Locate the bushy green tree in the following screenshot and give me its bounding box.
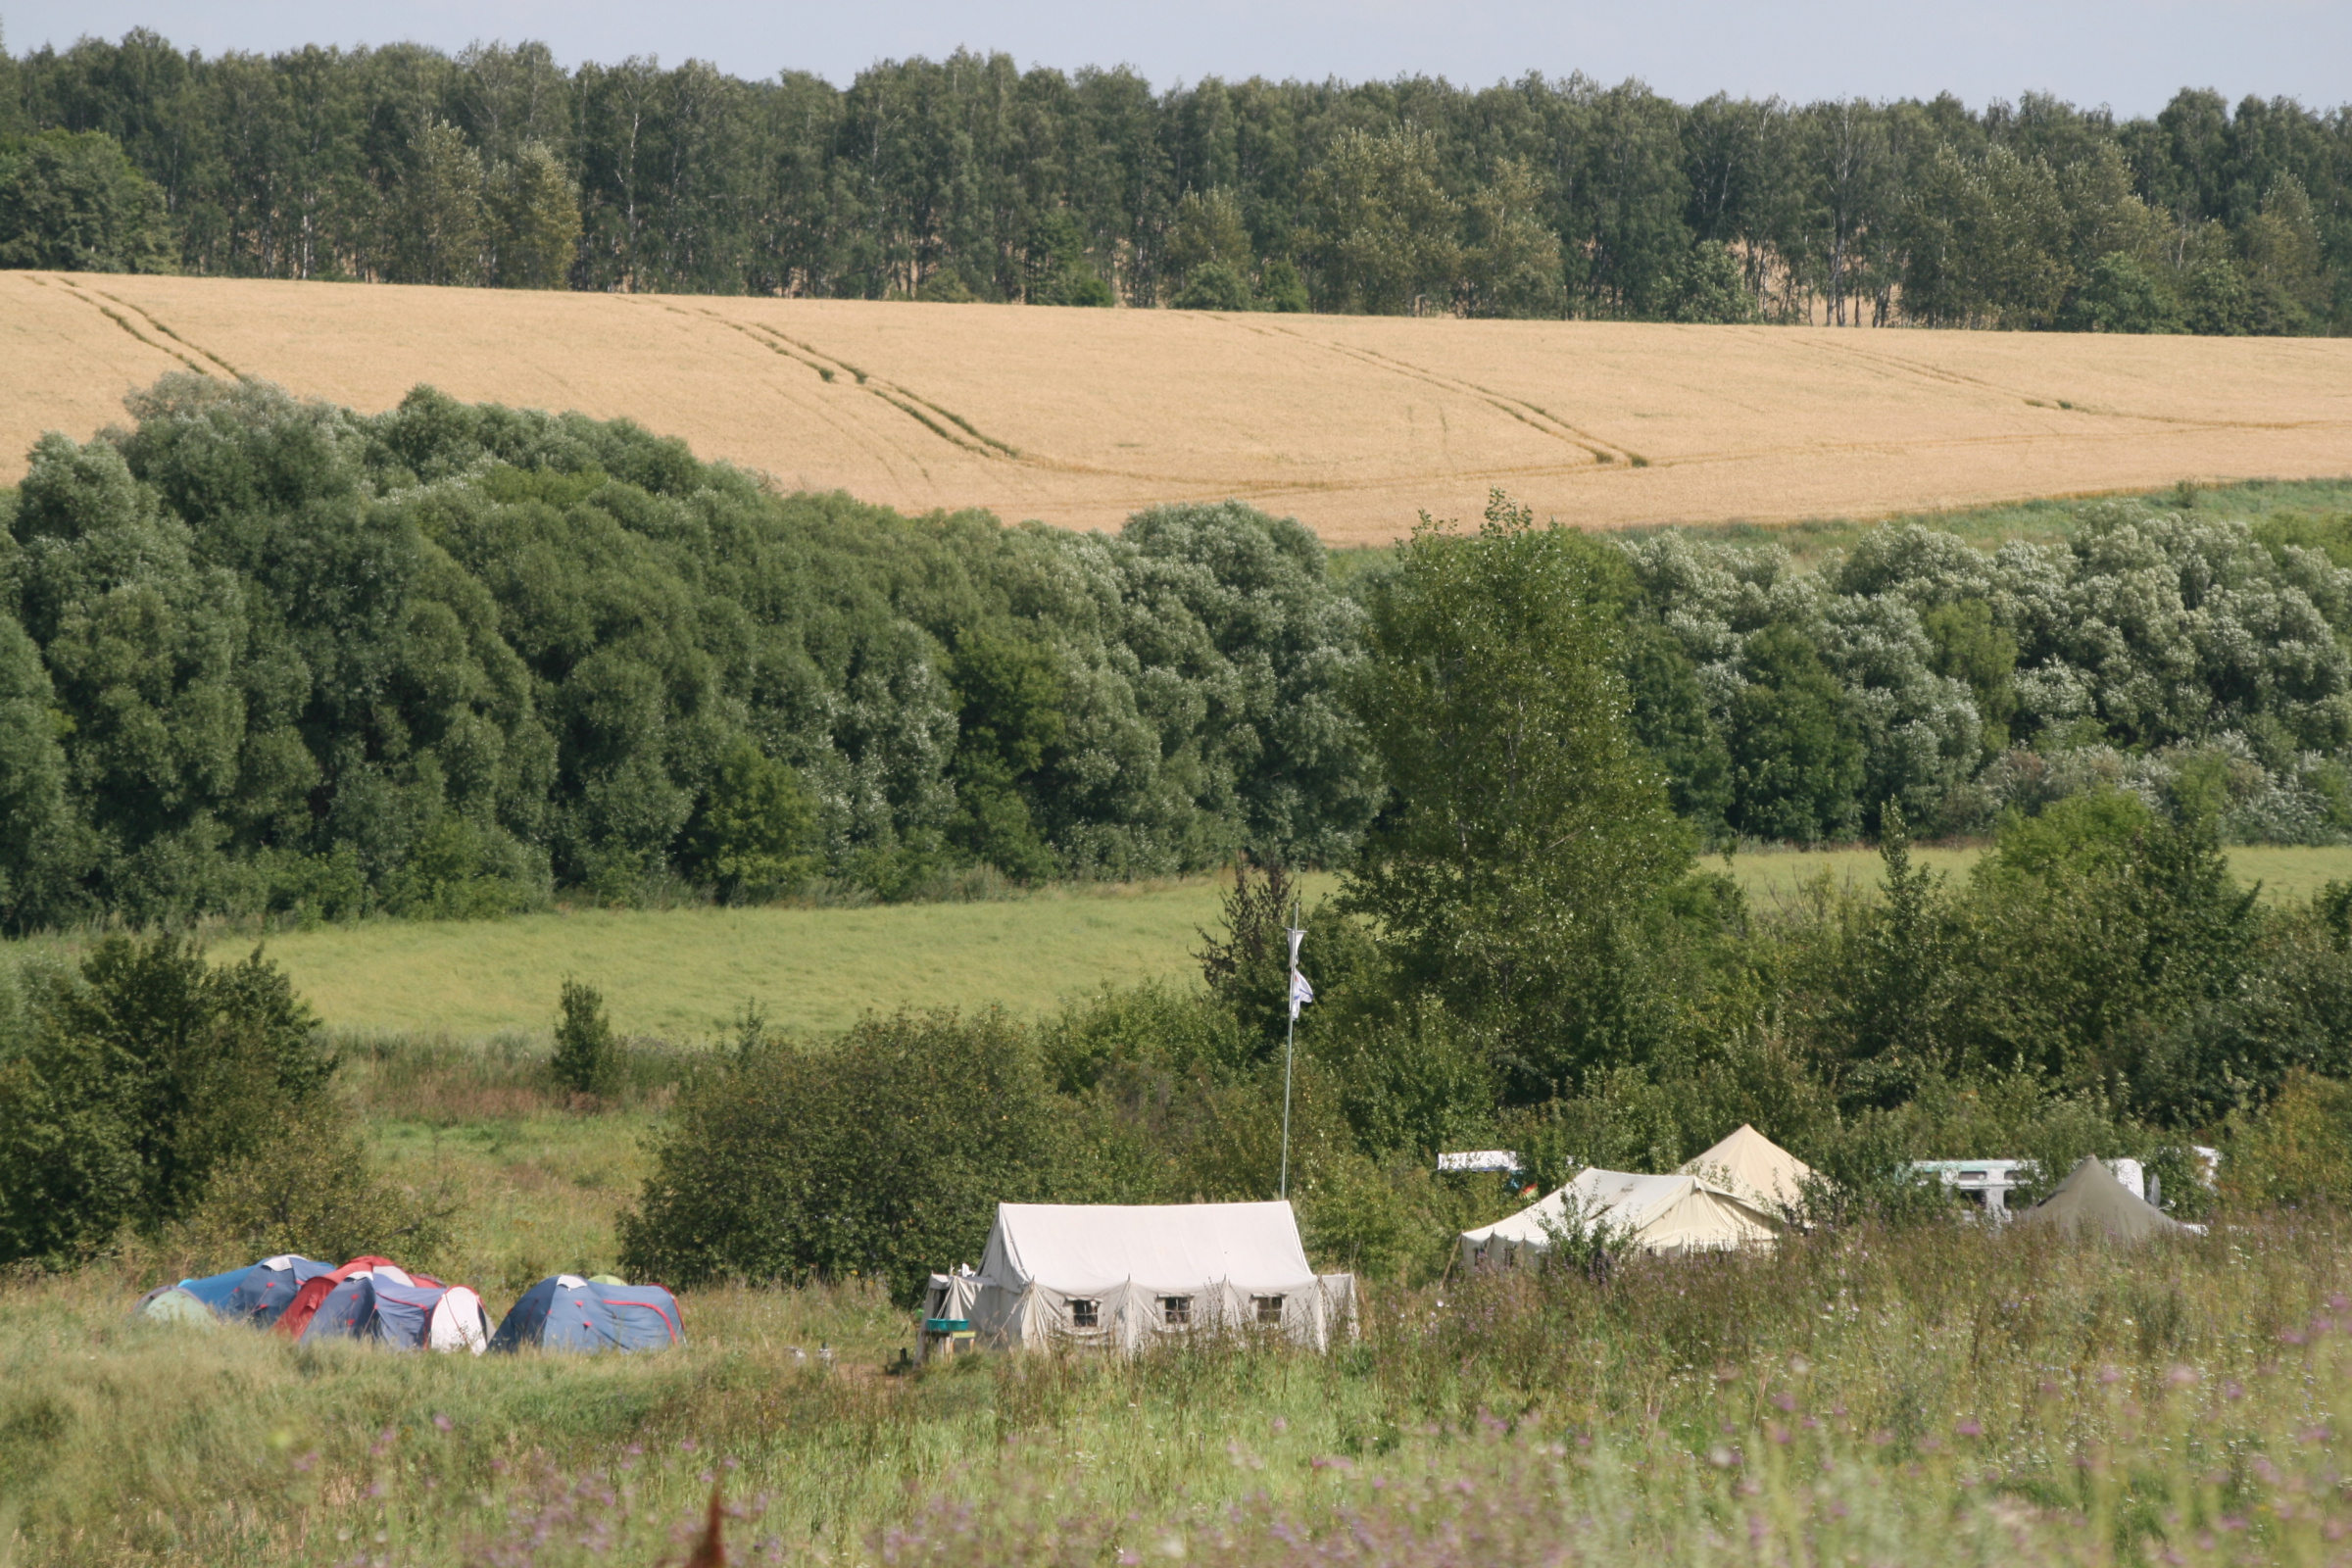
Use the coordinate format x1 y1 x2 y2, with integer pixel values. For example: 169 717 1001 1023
393 120 486 286
0 936 331 1265
1460 159 1564 318
1725 624 1865 844
0 128 172 271
1161 187 1253 300
1170 261 1254 311
1621 619 1732 838
1025 211 1113 306
488 140 580 289
0 612 81 931
683 739 820 897
1665 240 1757 323
2070 252 2179 333
1298 126 1462 315
1347 493 1691 1100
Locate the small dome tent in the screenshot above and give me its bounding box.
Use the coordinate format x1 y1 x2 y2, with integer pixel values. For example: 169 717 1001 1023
298 1271 493 1352
488 1276 683 1353
1678 1125 1814 1217
173 1255 340 1327
962 1200 1357 1353
1460 1167 1781 1269
276 1256 442 1338
133 1286 221 1328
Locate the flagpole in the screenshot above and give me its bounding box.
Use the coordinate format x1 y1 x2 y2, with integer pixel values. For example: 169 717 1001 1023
1280 897 1298 1201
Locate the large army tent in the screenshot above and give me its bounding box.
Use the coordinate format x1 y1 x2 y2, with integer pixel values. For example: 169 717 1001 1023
1679 1125 1814 1216
488 1276 683 1353
298 1274 492 1352
2015 1157 2191 1242
1460 1167 1782 1269
965 1201 1355 1352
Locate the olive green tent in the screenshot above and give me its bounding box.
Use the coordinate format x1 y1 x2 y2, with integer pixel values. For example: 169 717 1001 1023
2015 1156 2187 1242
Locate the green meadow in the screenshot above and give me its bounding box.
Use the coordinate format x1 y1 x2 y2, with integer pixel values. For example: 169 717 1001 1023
35 843 2324 1042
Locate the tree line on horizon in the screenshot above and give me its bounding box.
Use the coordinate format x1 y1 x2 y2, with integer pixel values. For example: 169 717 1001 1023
0 31 2345 332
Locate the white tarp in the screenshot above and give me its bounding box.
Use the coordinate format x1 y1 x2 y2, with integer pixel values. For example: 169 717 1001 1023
1678 1124 1814 1216
967 1201 1355 1352
1459 1167 1782 1269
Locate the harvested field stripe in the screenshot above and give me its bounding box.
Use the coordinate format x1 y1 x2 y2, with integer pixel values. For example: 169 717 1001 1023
891 391 1022 457
53 280 216 375
868 387 998 456
1248 320 1637 465
90 289 246 378
694 311 838 381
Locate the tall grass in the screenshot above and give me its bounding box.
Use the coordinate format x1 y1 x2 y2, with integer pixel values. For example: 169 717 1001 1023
7 1211 2350 1565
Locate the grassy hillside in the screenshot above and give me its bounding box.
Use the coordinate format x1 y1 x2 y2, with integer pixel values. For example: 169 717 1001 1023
8 271 2350 543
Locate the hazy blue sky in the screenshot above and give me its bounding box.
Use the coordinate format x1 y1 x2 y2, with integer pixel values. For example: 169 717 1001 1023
3 0 2345 117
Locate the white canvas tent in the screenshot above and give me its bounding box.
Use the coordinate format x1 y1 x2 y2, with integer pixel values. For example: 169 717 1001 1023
962 1201 1356 1352
1459 1167 1781 1269
1678 1124 1814 1216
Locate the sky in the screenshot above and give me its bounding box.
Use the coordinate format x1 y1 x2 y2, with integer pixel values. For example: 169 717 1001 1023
2 0 2346 117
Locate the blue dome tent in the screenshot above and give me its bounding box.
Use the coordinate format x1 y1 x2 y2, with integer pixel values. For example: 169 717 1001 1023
173 1255 339 1327
489 1275 683 1353
296 1269 493 1352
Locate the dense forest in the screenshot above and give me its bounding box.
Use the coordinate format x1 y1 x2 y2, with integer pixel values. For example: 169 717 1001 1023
0 31 2347 330
1 374 2348 934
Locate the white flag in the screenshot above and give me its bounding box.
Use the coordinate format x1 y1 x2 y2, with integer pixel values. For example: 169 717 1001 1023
1289 967 1314 1020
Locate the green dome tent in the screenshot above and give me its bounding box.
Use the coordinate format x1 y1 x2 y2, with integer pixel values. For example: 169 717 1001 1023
134 1287 221 1328
2015 1157 2191 1241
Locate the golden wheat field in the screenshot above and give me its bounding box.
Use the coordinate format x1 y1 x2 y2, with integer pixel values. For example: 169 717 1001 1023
8 269 2351 543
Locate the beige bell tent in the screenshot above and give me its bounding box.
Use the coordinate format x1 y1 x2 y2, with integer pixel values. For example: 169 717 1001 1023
1679 1124 1814 1217
1459 1167 1781 1269
961 1201 1356 1352
2014 1156 2192 1242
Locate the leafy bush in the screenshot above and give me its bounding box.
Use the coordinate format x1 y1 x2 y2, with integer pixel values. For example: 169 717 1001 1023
550 979 618 1099
171 1101 457 1271
0 128 173 271
2222 1070 2352 1208
0 935 336 1266
619 1011 1086 1303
